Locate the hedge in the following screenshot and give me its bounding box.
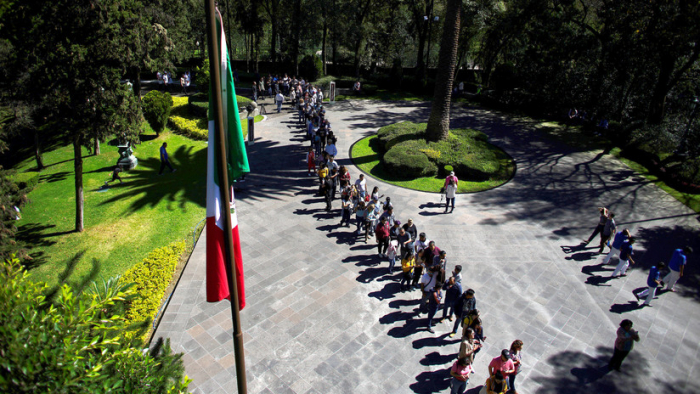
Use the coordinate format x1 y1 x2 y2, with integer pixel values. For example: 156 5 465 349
169 97 208 140
384 139 438 178
120 241 187 343
187 93 251 118
12 171 40 192
378 122 510 181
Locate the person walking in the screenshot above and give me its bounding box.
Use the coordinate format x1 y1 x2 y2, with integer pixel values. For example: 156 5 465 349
584 207 609 244
158 142 176 175
608 319 640 372
611 237 636 278
602 229 630 265
663 246 692 292
598 212 616 253
507 340 524 394
635 262 666 306
104 166 124 186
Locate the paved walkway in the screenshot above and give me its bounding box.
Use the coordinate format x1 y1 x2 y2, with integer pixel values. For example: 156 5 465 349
152 99 699 394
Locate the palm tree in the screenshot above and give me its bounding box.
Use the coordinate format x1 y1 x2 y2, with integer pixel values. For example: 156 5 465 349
425 0 462 142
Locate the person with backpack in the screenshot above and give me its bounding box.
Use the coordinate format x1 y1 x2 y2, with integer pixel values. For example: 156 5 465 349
442 266 463 322
450 289 476 338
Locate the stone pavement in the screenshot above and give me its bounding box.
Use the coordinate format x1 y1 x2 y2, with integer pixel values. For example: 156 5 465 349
152 98 699 394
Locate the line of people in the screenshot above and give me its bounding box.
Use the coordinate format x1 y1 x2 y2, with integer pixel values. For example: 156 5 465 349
295 103 525 394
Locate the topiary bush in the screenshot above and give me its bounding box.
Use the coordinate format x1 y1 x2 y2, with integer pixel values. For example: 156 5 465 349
377 121 426 151
299 55 324 82
142 90 173 136
120 241 187 343
384 139 438 178
378 121 511 181
12 171 39 192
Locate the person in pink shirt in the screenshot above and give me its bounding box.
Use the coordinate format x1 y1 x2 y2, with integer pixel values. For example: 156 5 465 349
444 171 459 188
488 349 515 380
449 357 474 394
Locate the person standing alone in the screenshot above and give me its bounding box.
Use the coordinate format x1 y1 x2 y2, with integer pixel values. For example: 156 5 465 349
608 319 640 372
158 142 176 175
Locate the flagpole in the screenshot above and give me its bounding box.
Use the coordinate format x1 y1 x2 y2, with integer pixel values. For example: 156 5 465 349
204 1 247 393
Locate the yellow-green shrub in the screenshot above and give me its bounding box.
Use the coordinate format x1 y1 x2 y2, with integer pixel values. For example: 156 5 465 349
168 116 208 140
121 241 187 342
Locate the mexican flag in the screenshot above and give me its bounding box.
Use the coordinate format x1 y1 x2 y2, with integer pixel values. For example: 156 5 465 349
206 11 250 308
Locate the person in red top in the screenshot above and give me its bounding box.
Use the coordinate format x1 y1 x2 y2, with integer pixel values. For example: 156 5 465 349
488 349 515 380
306 147 316 176
375 216 391 258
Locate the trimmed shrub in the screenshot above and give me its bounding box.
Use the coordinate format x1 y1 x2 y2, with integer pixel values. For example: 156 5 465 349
384 140 438 178
299 55 324 82
377 121 426 151
378 121 511 181
187 93 251 118
121 241 187 343
12 171 39 192
142 90 173 135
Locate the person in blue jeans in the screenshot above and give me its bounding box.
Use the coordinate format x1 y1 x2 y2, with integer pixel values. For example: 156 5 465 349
449 357 473 394
158 142 176 175
426 283 442 334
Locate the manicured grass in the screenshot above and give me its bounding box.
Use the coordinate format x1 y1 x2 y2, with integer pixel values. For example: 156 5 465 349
609 148 700 213
531 121 700 213
15 127 208 287
350 135 513 193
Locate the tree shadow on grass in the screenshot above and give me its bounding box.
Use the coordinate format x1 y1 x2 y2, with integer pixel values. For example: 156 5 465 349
15 223 74 270
97 144 207 214
529 345 686 394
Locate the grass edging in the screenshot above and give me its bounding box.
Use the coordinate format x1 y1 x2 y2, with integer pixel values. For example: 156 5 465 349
610 148 700 213
349 135 515 194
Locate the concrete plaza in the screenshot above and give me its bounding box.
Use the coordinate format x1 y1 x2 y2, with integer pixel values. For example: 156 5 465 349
152 98 699 394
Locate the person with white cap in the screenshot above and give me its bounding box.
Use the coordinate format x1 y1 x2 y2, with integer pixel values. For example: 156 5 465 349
444 171 459 188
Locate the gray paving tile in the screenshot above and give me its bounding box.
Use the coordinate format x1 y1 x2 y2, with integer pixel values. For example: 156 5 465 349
150 101 697 393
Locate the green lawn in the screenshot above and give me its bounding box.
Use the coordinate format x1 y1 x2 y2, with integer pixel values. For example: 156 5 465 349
350 135 513 193
16 128 208 287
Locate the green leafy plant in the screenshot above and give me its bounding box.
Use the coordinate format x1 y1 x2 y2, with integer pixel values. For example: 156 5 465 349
0 256 190 393
142 91 173 136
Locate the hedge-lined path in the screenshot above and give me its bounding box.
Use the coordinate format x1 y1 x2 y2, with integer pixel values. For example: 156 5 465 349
152 100 699 394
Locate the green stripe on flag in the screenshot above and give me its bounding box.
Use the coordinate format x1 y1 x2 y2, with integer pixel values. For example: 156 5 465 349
209 13 250 187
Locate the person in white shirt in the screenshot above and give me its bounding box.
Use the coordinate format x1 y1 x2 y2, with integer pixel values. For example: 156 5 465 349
354 174 367 199
275 92 285 113
445 179 457 213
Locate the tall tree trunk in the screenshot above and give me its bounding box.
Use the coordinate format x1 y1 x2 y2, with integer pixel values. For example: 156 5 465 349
647 54 675 124
332 32 338 76
245 33 250 72
34 130 44 170
321 23 328 76
94 136 100 155
425 0 461 142
133 67 142 100
269 21 277 64
415 24 427 80
254 33 260 73
292 0 302 76
73 134 84 232
353 38 362 78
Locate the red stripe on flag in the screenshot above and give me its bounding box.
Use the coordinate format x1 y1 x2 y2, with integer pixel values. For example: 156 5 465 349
206 217 246 309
